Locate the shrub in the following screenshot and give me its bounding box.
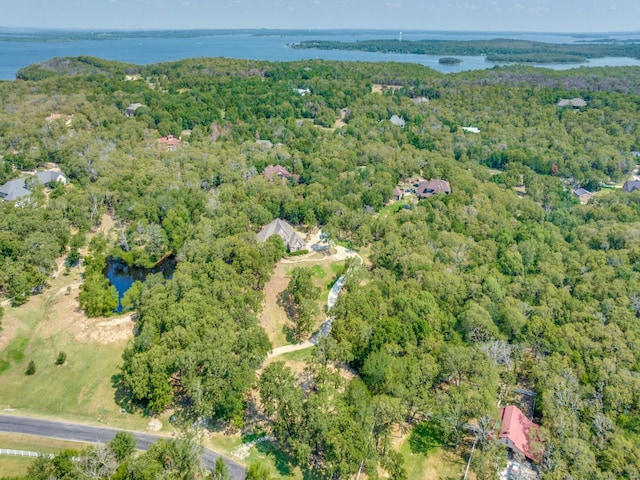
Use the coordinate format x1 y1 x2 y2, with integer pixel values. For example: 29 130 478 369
25 360 36 375
55 351 67 365
287 249 309 257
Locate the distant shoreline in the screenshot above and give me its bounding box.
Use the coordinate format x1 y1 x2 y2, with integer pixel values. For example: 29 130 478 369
2 28 640 43
2 29 640 81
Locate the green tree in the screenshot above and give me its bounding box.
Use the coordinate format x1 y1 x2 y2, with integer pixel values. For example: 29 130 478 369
55 351 67 365
244 461 271 480
283 266 321 340
210 457 231 480
108 431 137 462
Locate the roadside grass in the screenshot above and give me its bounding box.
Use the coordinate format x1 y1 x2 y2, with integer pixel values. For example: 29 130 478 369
276 348 314 363
0 456 34 478
0 432 92 453
0 332 146 429
0 433 93 478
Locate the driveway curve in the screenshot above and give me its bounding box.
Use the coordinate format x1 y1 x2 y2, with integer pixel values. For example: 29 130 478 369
0 414 245 480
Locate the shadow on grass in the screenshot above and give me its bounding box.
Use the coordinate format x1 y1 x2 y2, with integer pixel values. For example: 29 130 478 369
409 421 449 455
111 373 150 417
255 439 295 477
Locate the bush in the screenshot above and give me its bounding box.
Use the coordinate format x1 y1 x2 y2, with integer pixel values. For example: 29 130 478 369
55 351 67 365
286 249 309 257
25 360 36 376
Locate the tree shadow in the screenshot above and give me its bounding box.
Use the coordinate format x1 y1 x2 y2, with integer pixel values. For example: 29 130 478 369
408 421 447 455
277 290 301 343
255 440 294 477
111 373 149 417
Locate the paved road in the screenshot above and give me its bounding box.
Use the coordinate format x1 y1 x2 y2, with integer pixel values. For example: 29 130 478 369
0 415 245 480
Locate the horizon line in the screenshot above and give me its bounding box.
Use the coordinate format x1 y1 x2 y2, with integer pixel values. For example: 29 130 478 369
1 26 640 35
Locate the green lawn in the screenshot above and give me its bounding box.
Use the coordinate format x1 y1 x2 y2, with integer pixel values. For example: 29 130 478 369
398 435 467 480
0 455 34 478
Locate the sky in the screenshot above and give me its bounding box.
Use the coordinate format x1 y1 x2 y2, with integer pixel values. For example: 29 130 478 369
2 0 639 33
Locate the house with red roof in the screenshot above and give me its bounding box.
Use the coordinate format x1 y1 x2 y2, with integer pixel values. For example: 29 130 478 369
157 134 181 150
499 405 542 463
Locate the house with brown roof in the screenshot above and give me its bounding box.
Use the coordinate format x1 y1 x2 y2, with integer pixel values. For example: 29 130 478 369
392 187 404 201
499 405 542 462
264 164 293 182
416 179 451 199
257 218 306 252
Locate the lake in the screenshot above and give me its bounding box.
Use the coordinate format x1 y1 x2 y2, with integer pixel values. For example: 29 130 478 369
104 256 176 312
1 29 640 80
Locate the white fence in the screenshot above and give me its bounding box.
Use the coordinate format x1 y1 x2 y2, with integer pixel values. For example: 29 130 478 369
0 448 54 458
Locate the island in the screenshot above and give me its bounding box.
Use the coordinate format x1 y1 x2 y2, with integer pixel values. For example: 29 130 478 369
290 37 640 63
438 56 462 65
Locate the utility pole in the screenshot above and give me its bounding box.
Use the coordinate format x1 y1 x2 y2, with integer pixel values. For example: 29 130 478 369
463 435 478 480
355 416 376 480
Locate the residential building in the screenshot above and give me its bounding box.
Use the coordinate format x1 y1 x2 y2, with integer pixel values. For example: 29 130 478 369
416 179 451 199
623 180 640 193
0 170 67 202
157 134 180 149
389 115 405 127
257 218 306 252
573 187 593 205
126 103 145 117
557 98 587 108
498 405 542 462
264 164 293 182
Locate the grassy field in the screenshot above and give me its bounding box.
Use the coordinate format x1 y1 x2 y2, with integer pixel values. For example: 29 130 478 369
0 456 35 478
0 433 93 477
398 436 468 480
260 258 345 349
0 265 163 432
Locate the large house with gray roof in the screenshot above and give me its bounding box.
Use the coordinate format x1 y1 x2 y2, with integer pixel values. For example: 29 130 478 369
257 218 306 252
0 170 67 203
623 180 640 193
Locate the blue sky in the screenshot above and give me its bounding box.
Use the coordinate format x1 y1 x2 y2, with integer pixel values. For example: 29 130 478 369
3 0 639 32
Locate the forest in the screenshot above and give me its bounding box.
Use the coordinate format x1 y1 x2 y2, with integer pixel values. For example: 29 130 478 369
290 38 640 63
1 55 640 479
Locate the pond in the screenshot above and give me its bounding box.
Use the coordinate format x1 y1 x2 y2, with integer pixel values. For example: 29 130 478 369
104 255 176 311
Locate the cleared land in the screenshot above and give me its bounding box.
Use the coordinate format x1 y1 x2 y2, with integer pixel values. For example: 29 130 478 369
0 254 154 431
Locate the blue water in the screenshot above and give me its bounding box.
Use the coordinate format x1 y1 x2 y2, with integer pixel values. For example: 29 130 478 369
104 256 176 312
1 30 640 80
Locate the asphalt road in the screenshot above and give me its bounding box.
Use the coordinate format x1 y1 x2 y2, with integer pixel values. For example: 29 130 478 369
0 414 245 480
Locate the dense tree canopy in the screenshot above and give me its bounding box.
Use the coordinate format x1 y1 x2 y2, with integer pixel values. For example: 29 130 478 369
1 56 640 478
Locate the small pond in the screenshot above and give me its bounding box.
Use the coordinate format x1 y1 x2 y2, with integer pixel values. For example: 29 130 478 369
104 255 176 311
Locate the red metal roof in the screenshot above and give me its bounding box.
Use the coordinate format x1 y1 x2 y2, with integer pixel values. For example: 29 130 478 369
157 134 180 146
499 405 541 462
